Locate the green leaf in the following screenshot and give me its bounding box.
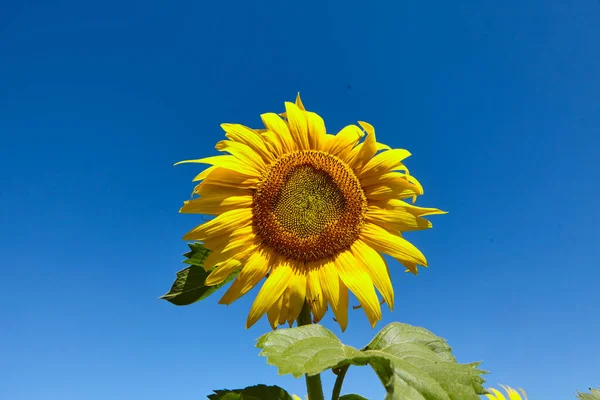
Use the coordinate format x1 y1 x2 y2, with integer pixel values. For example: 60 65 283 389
577 387 600 400
257 322 487 400
160 243 238 305
339 395 369 400
207 384 294 400
183 242 211 266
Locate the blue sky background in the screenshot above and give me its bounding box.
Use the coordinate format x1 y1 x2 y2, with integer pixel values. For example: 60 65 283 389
1 1 599 399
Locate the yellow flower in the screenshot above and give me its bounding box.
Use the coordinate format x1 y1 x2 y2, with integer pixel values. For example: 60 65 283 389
486 385 528 400
177 94 444 330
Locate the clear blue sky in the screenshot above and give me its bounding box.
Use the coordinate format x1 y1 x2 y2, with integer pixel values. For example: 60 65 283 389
1 1 599 399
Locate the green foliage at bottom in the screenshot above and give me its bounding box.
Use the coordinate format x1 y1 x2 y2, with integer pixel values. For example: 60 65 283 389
257 322 487 400
208 384 294 400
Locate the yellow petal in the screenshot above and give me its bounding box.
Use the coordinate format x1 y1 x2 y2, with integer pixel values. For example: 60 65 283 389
327 125 363 160
278 287 291 325
306 262 327 323
306 111 326 150
370 199 447 217
176 155 261 177
215 140 266 174
401 260 419 275
335 279 349 331
192 166 216 182
295 93 305 110
318 259 349 331
499 385 525 400
221 123 274 163
285 102 310 150
247 257 293 328
347 121 378 169
344 142 364 167
203 234 258 270
267 293 284 329
487 388 508 400
376 142 391 151
323 133 335 148
182 208 252 241
363 185 421 201
193 181 253 198
406 174 424 197
362 172 424 200
202 224 254 253
286 262 308 325
336 250 381 327
359 149 412 179
260 112 295 152
219 245 272 305
201 234 230 255
360 222 427 266
365 208 433 232
260 131 284 156
201 167 260 189
180 195 252 215
221 225 256 253
205 258 242 286
351 240 394 309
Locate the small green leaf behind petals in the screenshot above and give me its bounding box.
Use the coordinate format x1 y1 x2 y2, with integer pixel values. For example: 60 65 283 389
256 322 487 400
339 395 369 400
577 387 600 400
182 242 211 266
207 384 295 400
160 242 238 305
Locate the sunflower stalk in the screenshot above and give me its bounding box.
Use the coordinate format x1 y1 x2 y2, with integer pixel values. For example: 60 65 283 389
296 301 325 400
331 365 349 400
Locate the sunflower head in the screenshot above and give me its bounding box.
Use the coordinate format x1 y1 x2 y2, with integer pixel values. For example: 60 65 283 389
177 94 445 330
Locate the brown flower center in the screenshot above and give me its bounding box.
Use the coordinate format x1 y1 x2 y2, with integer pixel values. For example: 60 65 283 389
253 150 367 262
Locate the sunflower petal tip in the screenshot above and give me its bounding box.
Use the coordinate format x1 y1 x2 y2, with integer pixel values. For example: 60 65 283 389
295 92 305 110
245 316 258 329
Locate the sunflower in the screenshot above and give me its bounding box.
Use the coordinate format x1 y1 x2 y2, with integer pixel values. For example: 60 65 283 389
177 94 444 330
486 385 528 400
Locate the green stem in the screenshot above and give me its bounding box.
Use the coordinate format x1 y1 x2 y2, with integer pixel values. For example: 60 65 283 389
331 365 349 400
297 302 324 400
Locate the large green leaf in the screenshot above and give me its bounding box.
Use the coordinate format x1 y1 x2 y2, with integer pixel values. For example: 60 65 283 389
160 243 238 305
339 395 369 400
578 388 600 400
257 322 487 400
207 384 294 400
